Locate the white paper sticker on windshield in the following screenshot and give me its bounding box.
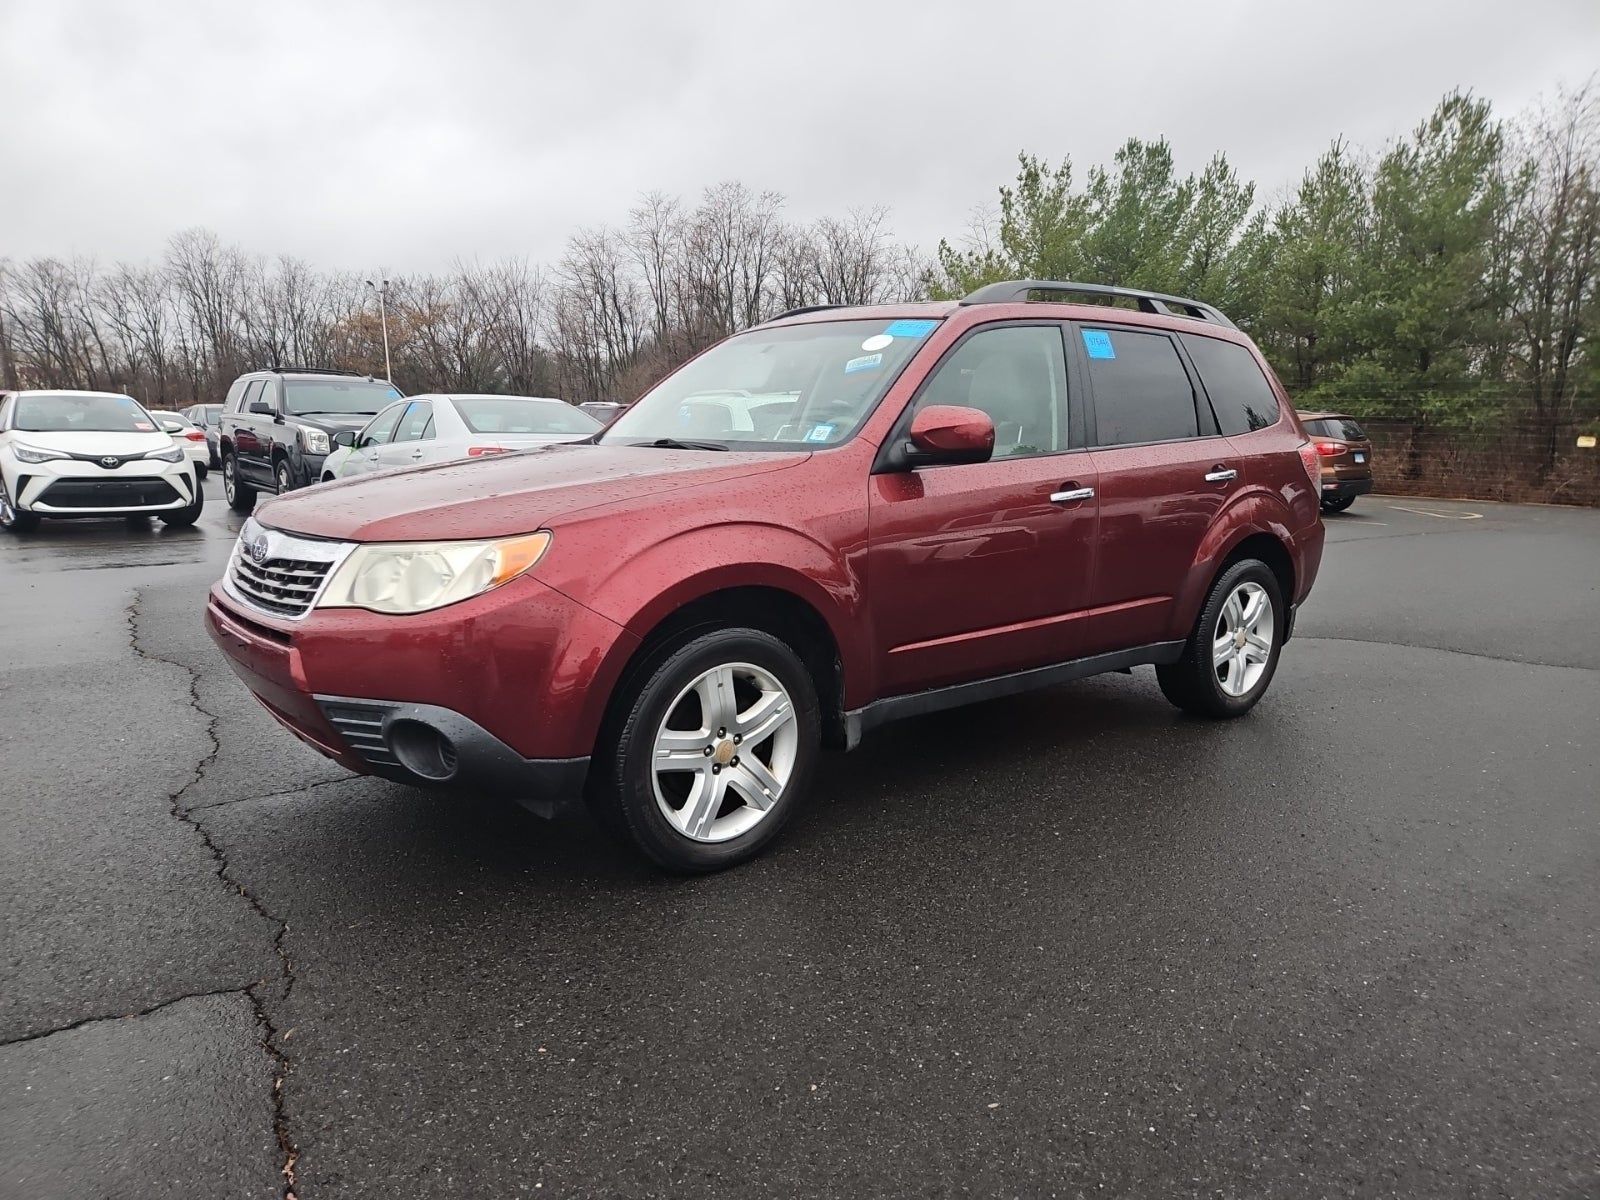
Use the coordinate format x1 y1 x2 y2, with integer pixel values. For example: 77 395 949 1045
860 333 894 352
844 353 882 374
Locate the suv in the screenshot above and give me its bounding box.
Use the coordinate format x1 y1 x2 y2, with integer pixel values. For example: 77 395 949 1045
207 280 1326 871
1298 411 1374 512
218 367 402 511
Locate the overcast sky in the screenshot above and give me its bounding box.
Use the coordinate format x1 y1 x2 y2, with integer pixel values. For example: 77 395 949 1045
4 0 1597 275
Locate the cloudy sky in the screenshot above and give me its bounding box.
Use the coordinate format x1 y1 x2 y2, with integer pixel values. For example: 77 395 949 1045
4 0 1597 274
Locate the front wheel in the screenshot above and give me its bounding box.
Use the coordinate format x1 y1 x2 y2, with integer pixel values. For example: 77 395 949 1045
274 458 296 495
0 482 41 533
1157 560 1284 719
589 628 821 872
160 487 205 528
223 453 256 513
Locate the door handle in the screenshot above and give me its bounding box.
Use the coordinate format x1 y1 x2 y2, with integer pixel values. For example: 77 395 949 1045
409 450 424 459
1204 467 1238 483
1050 485 1095 503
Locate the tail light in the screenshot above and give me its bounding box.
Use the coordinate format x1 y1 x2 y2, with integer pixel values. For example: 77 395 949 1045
184 430 207 441
1315 441 1347 456
466 446 506 457
1297 442 1321 490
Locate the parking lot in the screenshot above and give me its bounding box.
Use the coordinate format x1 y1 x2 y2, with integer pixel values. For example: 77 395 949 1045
2 481 1597 1197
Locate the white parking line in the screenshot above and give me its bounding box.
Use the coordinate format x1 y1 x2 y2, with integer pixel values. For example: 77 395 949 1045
1388 504 1484 521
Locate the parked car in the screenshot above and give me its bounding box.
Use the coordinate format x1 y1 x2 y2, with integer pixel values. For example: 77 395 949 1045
217 367 403 511
1 390 204 532
320 394 601 481
1298 411 1373 512
182 403 223 469
207 280 1326 872
155 411 212 478
578 401 626 424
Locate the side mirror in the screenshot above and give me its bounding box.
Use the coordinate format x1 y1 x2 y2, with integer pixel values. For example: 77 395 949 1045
249 400 274 416
331 430 356 448
904 405 995 467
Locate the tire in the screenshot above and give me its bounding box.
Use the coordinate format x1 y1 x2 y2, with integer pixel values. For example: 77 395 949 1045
160 487 205 528
1321 495 1356 513
589 628 821 872
1157 559 1284 719
0 481 40 533
223 452 256 513
195 463 208 480
274 457 295 495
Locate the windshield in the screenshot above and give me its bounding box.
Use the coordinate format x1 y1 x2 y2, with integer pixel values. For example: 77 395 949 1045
284 379 403 416
454 397 601 436
14 393 159 433
601 318 939 450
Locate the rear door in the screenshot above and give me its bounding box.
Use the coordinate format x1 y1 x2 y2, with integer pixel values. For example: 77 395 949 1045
867 323 1098 694
230 379 275 484
1072 322 1237 656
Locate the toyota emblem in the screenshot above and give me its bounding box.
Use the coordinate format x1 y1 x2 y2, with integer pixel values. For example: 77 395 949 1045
99 456 121 469
247 534 271 565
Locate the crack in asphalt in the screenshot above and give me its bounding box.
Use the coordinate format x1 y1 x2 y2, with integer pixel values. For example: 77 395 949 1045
186 772 354 813
125 591 302 1200
1295 634 1599 674
0 985 254 1047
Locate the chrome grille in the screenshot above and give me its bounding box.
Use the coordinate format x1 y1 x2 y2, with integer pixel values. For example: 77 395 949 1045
230 555 333 617
222 519 353 620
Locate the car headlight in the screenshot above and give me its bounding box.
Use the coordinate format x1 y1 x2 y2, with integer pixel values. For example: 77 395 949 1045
144 444 185 462
300 427 331 455
318 531 552 614
13 442 69 464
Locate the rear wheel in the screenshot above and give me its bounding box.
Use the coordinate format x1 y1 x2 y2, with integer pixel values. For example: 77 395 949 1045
223 452 256 513
0 481 40 533
1157 559 1284 719
1321 495 1356 513
589 628 820 872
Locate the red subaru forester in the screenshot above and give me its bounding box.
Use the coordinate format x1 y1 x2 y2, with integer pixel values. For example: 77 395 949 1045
207 280 1325 871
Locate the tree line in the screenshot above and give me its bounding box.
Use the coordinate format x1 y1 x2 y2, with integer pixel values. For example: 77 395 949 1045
3 84 1594 456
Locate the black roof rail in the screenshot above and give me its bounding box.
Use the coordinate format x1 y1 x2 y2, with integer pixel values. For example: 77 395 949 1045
266 364 369 377
959 279 1237 330
768 304 848 322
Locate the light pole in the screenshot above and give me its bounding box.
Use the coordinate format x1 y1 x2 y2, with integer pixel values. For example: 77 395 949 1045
365 277 392 383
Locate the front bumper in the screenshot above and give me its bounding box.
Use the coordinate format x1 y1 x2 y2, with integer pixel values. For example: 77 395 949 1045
10 457 198 516
204 575 637 813
1321 475 1373 501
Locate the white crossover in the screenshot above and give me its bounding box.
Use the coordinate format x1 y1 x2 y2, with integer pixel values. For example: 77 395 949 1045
0 390 204 532
319 394 602 482
156 410 213 477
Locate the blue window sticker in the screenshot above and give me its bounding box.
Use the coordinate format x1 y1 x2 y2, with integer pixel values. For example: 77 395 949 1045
844 352 883 374
1082 329 1116 360
804 423 835 443
884 319 938 339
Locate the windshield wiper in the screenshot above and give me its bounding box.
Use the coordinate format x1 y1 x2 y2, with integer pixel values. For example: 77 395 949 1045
639 437 729 451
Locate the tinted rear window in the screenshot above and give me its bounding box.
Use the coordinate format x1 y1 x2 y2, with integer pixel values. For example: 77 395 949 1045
455 398 600 435
1305 418 1367 440
1179 334 1281 436
1082 328 1199 446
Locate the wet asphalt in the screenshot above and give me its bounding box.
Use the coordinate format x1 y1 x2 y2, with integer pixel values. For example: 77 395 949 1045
1 480 1597 1198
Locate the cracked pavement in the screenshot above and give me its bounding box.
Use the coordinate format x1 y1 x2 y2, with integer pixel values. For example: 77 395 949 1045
2 480 1597 1197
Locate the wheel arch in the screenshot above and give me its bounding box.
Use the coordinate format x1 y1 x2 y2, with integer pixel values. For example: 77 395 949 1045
1171 496 1299 642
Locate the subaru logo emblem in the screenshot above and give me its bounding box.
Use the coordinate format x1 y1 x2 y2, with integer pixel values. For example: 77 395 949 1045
99 456 121 469
247 534 271 565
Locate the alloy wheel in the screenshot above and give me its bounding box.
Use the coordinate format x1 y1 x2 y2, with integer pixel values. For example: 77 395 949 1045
1212 581 1274 697
651 661 799 843
223 457 237 502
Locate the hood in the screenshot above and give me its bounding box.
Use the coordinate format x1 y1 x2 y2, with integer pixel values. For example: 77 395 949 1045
292 413 375 434
12 429 174 456
259 442 807 542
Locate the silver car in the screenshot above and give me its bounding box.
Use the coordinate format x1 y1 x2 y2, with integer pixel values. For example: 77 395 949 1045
320 394 601 481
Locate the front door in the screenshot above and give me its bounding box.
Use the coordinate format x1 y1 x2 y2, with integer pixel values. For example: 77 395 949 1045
867 324 1098 695
1071 323 1237 656
232 379 275 484
376 400 436 470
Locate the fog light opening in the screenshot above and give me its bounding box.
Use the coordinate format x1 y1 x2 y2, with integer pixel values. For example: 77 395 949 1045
388 719 459 782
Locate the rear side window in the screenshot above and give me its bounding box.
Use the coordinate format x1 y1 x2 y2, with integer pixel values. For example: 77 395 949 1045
1082 328 1199 446
1179 334 1281 436
1304 418 1367 440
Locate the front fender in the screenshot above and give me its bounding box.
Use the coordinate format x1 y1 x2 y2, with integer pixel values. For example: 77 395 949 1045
546 521 871 747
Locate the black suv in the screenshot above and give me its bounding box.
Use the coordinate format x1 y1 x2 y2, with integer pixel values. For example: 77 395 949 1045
218 368 403 511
